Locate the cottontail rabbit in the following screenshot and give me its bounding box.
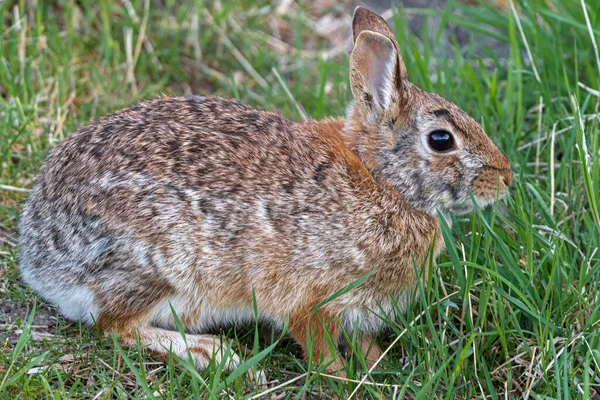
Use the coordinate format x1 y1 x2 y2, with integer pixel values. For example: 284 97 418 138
19 7 512 374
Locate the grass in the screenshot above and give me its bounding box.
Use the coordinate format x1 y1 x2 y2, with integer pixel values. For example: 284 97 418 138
1 0 599 398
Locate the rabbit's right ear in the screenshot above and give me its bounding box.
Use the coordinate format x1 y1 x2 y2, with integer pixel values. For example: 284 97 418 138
350 7 408 119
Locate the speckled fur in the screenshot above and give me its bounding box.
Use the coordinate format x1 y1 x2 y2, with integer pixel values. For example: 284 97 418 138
19 7 511 374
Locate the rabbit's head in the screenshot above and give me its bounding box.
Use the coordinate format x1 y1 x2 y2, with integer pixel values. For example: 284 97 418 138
344 7 512 216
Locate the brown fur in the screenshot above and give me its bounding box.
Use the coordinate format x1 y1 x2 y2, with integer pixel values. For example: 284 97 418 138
18 7 512 377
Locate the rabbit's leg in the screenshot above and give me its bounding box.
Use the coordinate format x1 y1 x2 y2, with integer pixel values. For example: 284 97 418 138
289 309 345 374
359 335 383 369
116 325 241 372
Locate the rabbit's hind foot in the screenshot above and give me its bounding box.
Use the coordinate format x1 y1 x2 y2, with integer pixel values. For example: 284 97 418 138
115 325 243 373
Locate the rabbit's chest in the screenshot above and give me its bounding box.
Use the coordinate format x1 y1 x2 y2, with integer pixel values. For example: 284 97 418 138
339 294 407 334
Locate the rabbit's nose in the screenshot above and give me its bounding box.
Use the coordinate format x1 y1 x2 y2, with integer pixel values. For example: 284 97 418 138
500 169 513 187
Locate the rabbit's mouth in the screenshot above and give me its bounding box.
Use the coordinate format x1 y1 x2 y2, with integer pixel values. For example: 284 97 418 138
471 167 512 204
443 172 510 216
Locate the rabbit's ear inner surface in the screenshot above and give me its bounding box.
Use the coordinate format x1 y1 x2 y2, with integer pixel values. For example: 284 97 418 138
349 30 401 114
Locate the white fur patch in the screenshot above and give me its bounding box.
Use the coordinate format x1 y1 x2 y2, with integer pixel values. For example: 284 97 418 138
23 277 99 324
340 294 407 335
148 296 284 332
341 307 385 334
147 295 191 328
51 285 98 323
256 199 274 236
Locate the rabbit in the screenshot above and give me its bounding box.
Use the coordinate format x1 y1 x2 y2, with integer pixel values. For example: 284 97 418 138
18 7 512 375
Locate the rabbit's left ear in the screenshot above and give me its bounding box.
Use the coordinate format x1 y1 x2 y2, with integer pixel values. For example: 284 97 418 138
350 31 398 112
350 7 408 116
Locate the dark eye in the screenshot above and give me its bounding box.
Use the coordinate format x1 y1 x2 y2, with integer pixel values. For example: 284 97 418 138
428 130 454 152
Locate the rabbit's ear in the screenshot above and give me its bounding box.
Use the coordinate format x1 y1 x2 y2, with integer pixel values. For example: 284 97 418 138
352 7 395 45
351 7 408 86
350 30 402 113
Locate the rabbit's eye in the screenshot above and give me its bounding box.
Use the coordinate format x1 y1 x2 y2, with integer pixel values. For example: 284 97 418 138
428 130 454 152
